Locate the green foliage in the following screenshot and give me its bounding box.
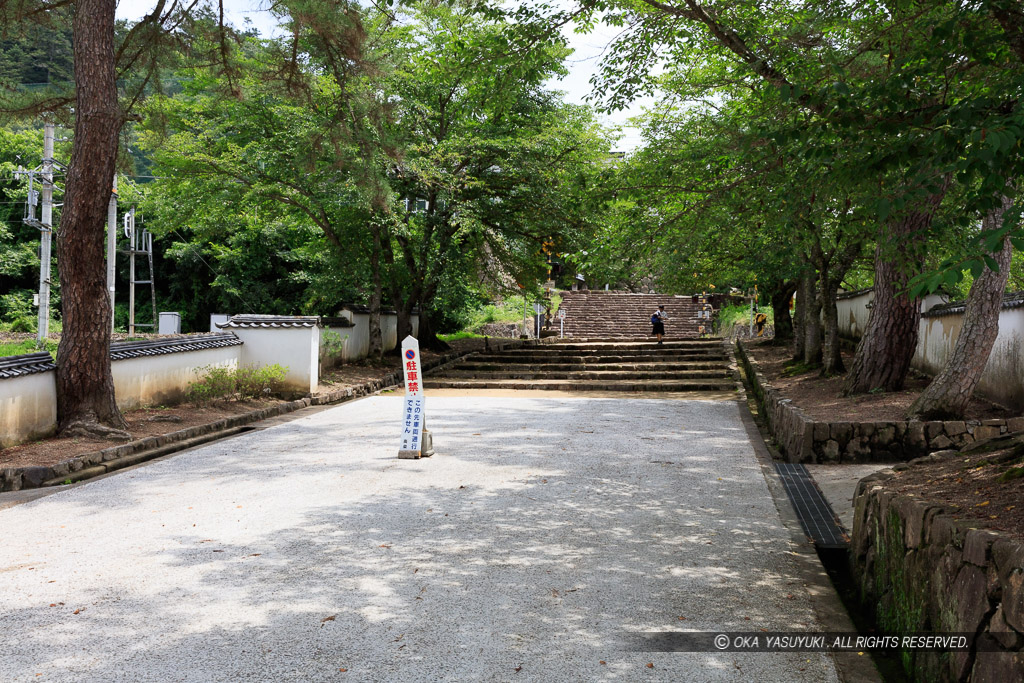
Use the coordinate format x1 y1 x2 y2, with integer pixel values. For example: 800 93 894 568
321 329 347 358
465 296 529 328
716 303 772 335
186 364 288 406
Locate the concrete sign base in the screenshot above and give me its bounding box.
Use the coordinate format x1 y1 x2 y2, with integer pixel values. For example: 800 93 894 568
398 428 435 459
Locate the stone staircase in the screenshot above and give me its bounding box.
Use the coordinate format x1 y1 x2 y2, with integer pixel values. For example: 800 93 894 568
556 291 713 339
424 339 735 392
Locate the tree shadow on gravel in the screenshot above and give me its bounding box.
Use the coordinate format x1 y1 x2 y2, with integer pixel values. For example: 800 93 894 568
0 396 836 681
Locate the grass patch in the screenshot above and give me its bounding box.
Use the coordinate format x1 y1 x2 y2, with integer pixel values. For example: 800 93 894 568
998 466 1024 483
438 331 485 341
781 359 821 376
0 339 57 359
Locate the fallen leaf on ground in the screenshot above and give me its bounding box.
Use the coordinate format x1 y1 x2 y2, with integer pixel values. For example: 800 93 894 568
646 662 654 668
321 615 336 625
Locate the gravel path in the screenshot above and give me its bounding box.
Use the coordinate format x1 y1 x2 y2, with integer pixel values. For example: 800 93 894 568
0 395 838 682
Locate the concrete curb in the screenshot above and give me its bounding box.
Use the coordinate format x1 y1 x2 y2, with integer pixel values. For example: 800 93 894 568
729 341 882 683
1 339 522 492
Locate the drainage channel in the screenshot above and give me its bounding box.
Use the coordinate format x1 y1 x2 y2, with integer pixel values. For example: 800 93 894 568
775 462 910 682
774 462 848 548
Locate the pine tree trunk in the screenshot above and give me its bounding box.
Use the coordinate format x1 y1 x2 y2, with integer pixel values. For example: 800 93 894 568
907 196 1015 419
843 204 940 394
770 281 797 343
56 0 127 438
802 269 823 365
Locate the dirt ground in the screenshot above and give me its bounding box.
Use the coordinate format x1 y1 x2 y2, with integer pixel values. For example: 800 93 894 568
0 400 282 469
0 337 500 470
888 440 1024 543
745 340 1014 422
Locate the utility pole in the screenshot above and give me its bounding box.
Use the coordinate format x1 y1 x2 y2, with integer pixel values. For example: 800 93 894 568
107 174 117 333
36 122 55 346
127 207 136 336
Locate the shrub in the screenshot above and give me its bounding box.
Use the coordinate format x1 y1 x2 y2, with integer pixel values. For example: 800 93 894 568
235 364 287 399
187 364 288 406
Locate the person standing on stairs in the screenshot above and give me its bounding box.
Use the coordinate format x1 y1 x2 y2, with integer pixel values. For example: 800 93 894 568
651 305 668 345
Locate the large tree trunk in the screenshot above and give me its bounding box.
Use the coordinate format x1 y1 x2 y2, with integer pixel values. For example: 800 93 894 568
792 271 808 361
802 268 823 365
396 303 413 344
907 196 1015 419
770 281 797 343
815 239 860 376
843 200 941 394
415 307 449 351
820 277 844 376
368 222 384 360
56 0 127 438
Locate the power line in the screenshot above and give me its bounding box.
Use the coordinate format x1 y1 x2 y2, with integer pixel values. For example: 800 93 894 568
169 228 257 314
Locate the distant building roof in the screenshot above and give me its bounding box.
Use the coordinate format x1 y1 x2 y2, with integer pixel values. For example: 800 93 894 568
217 315 321 329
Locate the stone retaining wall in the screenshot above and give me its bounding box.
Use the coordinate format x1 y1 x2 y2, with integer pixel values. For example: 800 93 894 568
736 341 1024 463
852 466 1024 681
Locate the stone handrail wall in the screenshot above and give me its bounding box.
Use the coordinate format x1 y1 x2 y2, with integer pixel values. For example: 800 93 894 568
852 467 1024 681
736 341 1024 463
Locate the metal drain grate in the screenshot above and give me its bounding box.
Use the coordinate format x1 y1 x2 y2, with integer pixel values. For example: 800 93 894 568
775 463 849 549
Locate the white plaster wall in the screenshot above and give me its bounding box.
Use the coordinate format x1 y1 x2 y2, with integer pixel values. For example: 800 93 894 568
913 308 1024 410
112 346 240 411
382 313 398 351
232 326 320 394
0 372 57 448
836 291 873 339
346 313 370 361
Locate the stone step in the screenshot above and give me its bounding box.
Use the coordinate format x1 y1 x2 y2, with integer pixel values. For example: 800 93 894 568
497 347 724 357
436 369 732 380
468 354 727 364
422 378 737 392
450 361 729 372
541 342 722 350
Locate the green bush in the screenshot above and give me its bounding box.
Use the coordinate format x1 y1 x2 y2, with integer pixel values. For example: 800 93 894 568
187 364 288 406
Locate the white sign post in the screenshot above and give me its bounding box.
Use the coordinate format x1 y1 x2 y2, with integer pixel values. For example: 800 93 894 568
398 335 434 459
558 308 565 338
